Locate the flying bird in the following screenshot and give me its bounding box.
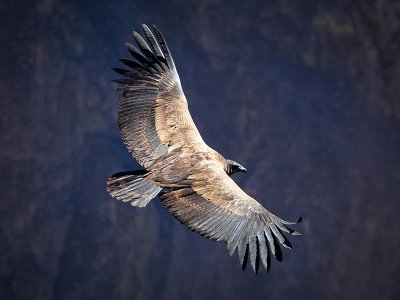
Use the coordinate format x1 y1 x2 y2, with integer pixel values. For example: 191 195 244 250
107 24 301 273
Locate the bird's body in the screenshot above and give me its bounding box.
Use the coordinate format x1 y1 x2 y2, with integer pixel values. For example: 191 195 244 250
107 24 301 273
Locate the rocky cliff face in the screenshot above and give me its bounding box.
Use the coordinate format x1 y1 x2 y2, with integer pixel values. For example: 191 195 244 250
1 1 399 299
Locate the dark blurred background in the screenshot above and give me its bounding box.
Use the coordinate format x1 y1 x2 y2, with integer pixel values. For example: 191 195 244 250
1 0 400 299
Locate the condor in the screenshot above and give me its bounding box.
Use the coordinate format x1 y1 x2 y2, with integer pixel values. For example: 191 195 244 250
107 24 301 273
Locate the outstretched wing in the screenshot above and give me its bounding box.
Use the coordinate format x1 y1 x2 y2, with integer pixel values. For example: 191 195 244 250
113 25 205 169
158 160 301 273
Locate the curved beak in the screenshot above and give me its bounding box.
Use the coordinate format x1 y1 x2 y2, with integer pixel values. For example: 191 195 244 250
238 165 247 173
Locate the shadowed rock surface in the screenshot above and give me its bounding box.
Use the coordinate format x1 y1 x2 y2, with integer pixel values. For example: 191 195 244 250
1 1 399 299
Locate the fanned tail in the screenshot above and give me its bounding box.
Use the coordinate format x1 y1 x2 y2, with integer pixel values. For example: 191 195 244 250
107 170 162 207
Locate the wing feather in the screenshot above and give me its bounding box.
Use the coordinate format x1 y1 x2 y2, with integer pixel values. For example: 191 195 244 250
248 235 259 273
113 24 204 169
257 232 271 272
142 25 167 68
153 25 175 69
158 162 301 273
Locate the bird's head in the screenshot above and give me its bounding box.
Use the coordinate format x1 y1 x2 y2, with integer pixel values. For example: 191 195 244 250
225 159 247 175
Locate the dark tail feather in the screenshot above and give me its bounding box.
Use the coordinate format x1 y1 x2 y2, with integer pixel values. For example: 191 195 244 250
107 170 161 208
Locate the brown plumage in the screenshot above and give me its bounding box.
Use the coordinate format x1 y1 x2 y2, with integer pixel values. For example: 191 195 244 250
107 24 301 273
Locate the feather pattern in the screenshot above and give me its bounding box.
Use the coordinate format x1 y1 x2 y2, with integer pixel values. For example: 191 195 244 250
154 157 301 273
110 24 301 273
113 25 205 169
